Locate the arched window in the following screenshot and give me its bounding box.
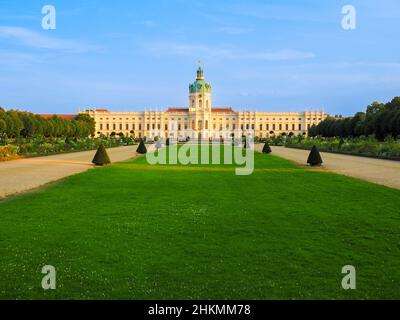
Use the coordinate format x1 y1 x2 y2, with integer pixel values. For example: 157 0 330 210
199 100 203 108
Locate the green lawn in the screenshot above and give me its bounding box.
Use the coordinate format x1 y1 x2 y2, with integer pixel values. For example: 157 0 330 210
1 147 400 299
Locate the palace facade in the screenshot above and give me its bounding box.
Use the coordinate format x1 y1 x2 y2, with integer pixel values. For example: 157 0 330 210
83 67 327 140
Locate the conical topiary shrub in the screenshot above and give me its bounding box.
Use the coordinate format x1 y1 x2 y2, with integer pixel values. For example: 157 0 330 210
307 145 323 166
136 139 147 154
262 142 272 154
92 144 111 166
166 138 170 146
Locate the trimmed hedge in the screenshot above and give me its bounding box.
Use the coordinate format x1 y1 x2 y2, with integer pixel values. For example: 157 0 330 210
286 137 400 161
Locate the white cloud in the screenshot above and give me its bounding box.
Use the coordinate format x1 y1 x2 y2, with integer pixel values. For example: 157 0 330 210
142 20 155 27
145 41 315 61
0 26 98 52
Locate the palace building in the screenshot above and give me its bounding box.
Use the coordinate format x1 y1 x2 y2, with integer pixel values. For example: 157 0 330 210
82 66 327 140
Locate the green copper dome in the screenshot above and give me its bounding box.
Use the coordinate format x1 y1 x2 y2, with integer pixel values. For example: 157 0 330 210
189 67 211 94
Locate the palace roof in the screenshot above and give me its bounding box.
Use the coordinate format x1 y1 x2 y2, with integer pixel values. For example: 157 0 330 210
167 108 189 113
212 108 234 113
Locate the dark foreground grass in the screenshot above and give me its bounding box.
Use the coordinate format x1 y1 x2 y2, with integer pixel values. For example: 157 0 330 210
0 147 399 299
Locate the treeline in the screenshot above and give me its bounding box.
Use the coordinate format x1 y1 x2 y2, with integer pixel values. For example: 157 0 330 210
309 97 400 140
0 108 95 138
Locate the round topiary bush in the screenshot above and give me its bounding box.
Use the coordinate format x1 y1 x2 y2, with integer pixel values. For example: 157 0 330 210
92 144 111 166
307 145 323 166
136 139 147 154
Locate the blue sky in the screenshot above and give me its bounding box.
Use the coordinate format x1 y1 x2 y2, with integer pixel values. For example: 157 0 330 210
0 0 399 116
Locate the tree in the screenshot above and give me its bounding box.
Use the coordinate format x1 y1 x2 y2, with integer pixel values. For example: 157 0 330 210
307 145 323 166
136 139 147 154
166 138 170 146
6 110 23 138
75 113 95 136
262 142 272 154
0 118 6 134
92 144 111 166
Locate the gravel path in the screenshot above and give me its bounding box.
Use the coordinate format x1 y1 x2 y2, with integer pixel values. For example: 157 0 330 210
1 144 399 199
256 145 400 190
0 146 140 199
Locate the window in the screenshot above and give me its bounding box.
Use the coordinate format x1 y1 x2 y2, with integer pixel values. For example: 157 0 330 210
292 124 295 131
119 124 122 130
139 124 142 130
279 124 282 131
273 124 276 130
126 124 129 130
259 124 263 130
100 124 103 130
132 124 135 130
165 124 168 130
106 124 109 130
113 124 116 130
147 124 150 130
299 124 302 131
286 124 289 131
